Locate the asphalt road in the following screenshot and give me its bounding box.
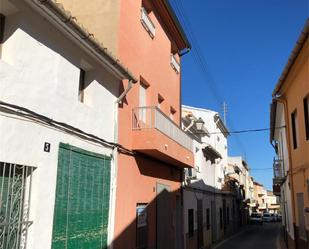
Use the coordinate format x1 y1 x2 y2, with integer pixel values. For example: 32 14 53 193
214 223 281 249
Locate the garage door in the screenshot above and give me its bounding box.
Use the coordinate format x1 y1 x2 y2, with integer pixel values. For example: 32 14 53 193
51 143 111 249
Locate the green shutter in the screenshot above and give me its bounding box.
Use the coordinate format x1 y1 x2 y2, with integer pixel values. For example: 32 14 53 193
52 144 111 249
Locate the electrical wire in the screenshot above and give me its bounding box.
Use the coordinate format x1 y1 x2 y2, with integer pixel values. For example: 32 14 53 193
0 100 134 155
206 125 286 135
172 0 247 155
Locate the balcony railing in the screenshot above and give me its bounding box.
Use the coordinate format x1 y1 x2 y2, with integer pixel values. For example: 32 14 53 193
141 7 155 38
170 54 180 73
273 158 284 184
132 106 193 151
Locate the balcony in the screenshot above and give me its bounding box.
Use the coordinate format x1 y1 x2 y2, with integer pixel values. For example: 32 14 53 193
273 158 285 184
132 106 194 168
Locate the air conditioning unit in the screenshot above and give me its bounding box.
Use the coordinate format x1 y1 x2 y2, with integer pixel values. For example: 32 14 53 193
185 168 197 180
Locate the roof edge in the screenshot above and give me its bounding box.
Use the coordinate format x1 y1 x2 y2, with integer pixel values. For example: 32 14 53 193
28 0 138 83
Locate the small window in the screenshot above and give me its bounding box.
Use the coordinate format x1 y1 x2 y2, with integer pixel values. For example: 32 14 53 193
206 208 210 230
0 14 5 44
170 106 176 121
170 54 180 73
0 162 35 248
78 69 86 102
136 203 148 248
291 110 298 149
303 96 309 140
188 209 194 238
158 94 164 109
0 14 5 58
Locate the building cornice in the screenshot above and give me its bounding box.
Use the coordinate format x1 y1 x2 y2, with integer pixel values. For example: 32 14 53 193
27 0 138 83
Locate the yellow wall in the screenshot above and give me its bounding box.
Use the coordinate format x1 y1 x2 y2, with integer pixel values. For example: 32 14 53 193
58 0 120 55
282 37 309 230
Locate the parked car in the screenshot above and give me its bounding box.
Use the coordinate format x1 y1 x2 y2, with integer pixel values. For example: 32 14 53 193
263 213 273 222
250 212 263 225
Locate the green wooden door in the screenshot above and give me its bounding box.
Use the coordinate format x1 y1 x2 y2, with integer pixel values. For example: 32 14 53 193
52 144 111 249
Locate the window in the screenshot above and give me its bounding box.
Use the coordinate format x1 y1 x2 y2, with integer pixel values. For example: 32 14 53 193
139 82 148 123
0 162 35 249
170 54 180 73
303 96 309 140
219 208 223 229
291 110 298 149
0 14 4 42
158 94 164 109
206 208 210 230
0 14 5 58
136 203 148 248
78 69 86 102
188 209 194 238
140 7 155 38
170 106 176 121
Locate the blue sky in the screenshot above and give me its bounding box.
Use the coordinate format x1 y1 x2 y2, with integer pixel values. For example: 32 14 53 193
170 0 308 190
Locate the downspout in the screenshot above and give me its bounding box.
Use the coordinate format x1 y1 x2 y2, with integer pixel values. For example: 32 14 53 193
109 80 135 248
275 96 297 243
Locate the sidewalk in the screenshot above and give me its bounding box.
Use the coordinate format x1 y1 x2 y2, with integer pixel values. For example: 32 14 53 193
277 227 288 249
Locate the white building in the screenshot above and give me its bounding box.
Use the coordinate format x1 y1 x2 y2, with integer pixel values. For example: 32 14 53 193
270 100 294 243
0 0 136 248
181 105 234 249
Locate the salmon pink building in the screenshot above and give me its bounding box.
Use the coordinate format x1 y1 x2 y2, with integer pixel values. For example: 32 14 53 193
114 1 192 248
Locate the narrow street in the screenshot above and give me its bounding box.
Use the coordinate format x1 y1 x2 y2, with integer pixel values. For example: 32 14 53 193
215 223 282 249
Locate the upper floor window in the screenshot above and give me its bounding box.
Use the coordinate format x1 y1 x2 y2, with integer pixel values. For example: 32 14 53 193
291 110 298 149
170 106 176 121
303 95 309 140
170 54 180 74
157 94 164 109
78 69 86 103
0 14 5 58
141 7 155 39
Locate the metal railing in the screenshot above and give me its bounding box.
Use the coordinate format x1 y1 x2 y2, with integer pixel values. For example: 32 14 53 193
273 158 284 183
170 54 180 73
0 162 35 249
132 106 193 151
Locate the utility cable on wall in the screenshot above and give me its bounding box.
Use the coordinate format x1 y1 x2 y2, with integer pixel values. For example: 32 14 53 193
0 100 134 155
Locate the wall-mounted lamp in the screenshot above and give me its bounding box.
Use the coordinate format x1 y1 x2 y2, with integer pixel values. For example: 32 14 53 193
195 117 205 130
184 117 205 132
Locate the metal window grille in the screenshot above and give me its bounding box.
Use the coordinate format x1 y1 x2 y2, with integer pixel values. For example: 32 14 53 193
0 162 35 249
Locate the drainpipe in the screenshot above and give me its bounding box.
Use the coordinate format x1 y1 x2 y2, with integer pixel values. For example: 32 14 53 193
274 96 297 243
109 80 135 248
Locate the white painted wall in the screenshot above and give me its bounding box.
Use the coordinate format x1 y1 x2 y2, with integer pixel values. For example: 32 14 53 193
0 2 120 248
274 102 294 239
182 105 230 247
182 105 228 190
